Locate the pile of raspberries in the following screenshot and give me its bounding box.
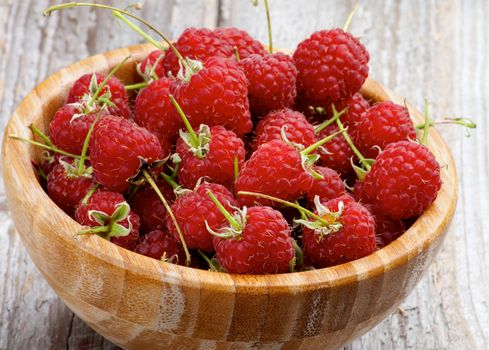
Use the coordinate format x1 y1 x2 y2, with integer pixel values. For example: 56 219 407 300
33 26 442 274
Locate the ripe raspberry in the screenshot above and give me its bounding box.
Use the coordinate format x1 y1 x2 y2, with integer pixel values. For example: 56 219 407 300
358 141 442 219
306 166 346 206
213 206 294 274
171 56 252 136
252 109 316 150
135 230 185 264
134 78 182 143
47 161 94 216
236 140 313 207
130 180 176 233
167 182 238 251
301 195 376 268
163 28 233 76
137 50 166 80
75 190 140 250
214 27 267 59
89 116 165 192
66 73 130 119
239 53 297 115
317 124 355 175
373 212 405 248
352 101 416 159
49 104 97 155
176 125 245 190
293 29 369 106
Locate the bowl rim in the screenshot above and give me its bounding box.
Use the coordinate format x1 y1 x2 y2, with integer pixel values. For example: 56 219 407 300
2 43 458 291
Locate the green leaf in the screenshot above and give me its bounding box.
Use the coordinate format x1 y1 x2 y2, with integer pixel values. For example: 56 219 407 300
109 223 131 237
87 210 110 225
110 201 131 222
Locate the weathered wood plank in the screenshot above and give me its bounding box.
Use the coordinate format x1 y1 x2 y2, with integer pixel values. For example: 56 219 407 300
0 0 488 349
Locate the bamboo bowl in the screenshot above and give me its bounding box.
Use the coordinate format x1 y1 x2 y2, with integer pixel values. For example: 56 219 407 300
2 43 457 350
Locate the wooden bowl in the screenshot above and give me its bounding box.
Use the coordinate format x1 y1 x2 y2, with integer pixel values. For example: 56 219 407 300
2 43 457 349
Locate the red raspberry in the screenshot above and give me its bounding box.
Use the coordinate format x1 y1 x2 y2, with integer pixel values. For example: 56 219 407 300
358 141 442 219
213 206 294 274
75 190 140 250
47 161 94 216
134 78 182 143
176 125 245 190
352 101 416 159
236 140 313 207
306 166 346 206
293 29 369 106
171 56 252 136
302 195 376 268
137 50 166 80
214 27 267 59
336 93 370 128
66 73 130 119
89 116 165 192
317 124 355 175
40 153 62 176
49 105 97 155
163 28 233 76
252 109 316 150
130 181 176 233
373 213 405 248
239 53 297 115
167 183 238 251
135 230 185 264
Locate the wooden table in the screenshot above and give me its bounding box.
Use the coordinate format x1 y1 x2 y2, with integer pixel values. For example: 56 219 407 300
0 1 487 349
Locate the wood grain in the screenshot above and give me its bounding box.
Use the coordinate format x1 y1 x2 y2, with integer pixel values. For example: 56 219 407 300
0 0 487 349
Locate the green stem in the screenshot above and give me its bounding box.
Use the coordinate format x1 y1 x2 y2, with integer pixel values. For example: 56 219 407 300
314 106 347 134
30 124 53 146
301 127 345 155
421 98 431 145
233 156 239 183
335 118 371 171
89 55 131 106
81 184 100 205
343 1 359 32
197 250 219 271
415 117 477 130
237 191 329 226
77 112 101 174
112 11 164 50
142 169 191 266
9 135 82 159
160 172 180 190
206 190 241 231
78 224 110 235
169 95 199 146
125 81 149 90
264 0 273 53
43 2 187 68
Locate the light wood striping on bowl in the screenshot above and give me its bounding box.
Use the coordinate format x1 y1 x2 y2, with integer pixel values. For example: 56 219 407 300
2 43 457 349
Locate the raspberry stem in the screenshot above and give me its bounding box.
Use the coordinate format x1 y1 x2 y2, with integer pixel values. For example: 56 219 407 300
43 2 189 72
314 106 347 134
233 156 239 183
77 111 102 175
197 250 222 272
415 117 477 130
142 169 191 266
301 127 346 156
112 10 164 50
335 116 371 171
89 55 131 107
206 190 241 232
421 98 430 145
237 191 330 226
81 183 100 205
264 0 273 53
343 1 359 32
30 124 53 146
9 134 82 159
160 172 181 190
169 95 199 147
125 82 149 90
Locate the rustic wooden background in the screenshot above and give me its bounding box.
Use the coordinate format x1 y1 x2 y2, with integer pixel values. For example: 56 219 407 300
0 0 487 349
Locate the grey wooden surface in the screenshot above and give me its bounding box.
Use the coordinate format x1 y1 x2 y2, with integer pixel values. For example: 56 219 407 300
0 0 487 349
